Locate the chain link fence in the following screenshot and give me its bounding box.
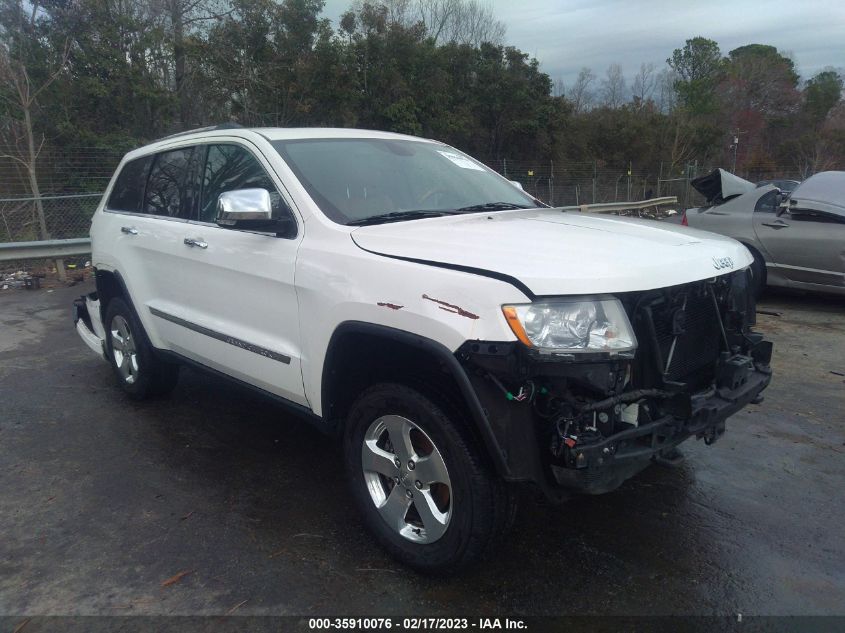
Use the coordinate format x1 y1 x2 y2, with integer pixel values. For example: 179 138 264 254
0 145 118 277
0 146 122 198
0 155 815 246
488 159 665 208
0 193 102 243
489 159 810 209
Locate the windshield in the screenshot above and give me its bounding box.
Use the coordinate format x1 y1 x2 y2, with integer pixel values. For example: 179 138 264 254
271 138 541 225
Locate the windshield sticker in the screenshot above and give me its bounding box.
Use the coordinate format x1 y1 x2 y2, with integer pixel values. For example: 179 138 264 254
437 151 485 171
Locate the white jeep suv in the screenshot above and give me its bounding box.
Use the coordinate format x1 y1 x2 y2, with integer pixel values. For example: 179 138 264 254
74 125 772 571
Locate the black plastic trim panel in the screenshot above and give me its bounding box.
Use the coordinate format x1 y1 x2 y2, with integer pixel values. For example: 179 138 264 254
322 321 512 477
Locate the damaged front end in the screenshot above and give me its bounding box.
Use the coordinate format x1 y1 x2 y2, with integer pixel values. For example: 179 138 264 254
457 269 772 499
73 292 107 359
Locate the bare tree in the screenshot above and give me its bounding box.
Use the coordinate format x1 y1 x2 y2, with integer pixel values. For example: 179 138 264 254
153 0 232 128
655 68 677 113
568 67 596 113
375 0 505 46
448 0 505 46
792 103 845 176
0 0 69 277
414 0 457 41
792 136 838 177
631 62 656 109
663 113 696 170
379 0 415 25
600 63 626 108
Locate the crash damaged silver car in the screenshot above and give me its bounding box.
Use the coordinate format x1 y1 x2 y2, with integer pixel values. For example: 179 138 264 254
683 169 845 296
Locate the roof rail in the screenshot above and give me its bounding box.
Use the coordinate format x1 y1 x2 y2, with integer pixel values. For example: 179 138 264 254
155 122 244 143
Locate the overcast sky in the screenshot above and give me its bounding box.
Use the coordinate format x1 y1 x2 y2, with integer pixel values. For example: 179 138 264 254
319 0 845 88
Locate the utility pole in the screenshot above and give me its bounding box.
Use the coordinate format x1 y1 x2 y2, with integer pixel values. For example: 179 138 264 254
731 135 739 173
729 131 746 174
657 161 663 197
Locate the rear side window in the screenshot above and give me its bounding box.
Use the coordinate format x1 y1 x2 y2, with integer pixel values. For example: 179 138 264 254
143 147 197 219
200 144 278 223
107 156 153 212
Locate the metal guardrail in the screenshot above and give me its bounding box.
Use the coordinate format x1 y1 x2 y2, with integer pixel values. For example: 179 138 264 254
558 196 678 213
0 237 92 262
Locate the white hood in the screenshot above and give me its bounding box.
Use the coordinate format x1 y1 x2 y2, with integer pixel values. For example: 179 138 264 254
351 209 752 297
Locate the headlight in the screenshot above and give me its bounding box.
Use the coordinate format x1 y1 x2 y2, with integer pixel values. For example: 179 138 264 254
502 296 637 353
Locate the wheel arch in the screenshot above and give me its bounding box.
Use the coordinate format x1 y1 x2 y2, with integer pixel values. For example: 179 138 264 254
321 321 510 477
94 268 126 315
736 240 768 287
94 268 155 348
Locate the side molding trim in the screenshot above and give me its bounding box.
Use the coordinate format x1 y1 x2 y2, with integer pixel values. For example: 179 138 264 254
149 307 292 365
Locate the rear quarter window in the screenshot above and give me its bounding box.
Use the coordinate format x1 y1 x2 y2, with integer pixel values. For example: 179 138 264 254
107 155 153 212
754 190 780 213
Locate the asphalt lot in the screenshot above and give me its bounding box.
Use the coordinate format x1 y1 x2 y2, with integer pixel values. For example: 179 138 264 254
1 281 843 618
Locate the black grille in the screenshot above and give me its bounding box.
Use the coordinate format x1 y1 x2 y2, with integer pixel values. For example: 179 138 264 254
630 281 726 388
628 272 748 390
653 290 721 382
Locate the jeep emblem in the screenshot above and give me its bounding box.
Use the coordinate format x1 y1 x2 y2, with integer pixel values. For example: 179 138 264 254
712 256 734 270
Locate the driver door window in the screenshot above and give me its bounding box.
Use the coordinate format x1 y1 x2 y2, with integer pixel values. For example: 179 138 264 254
754 190 780 214
200 144 291 227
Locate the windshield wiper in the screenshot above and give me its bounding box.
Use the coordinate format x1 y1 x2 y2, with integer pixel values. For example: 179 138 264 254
453 202 533 213
346 210 459 226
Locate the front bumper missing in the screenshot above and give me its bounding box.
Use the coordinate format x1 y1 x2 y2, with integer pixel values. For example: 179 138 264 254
73 292 106 358
550 364 771 494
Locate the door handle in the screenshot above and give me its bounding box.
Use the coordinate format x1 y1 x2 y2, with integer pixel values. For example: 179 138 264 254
761 221 789 229
120 226 138 235
183 237 208 249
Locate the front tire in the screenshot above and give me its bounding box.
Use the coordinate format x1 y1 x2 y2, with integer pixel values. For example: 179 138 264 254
343 383 515 573
749 248 767 299
104 297 179 399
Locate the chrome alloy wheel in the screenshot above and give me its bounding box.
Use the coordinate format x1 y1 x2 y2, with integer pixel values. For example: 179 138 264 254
361 415 453 543
110 315 139 385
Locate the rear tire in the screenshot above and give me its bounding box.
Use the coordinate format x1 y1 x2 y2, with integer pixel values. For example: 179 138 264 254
104 297 179 399
343 383 516 573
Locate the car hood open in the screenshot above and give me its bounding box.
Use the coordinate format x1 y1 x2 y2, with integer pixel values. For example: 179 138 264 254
788 171 845 217
351 209 753 297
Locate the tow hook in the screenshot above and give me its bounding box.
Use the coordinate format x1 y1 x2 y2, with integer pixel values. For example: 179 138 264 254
654 447 685 467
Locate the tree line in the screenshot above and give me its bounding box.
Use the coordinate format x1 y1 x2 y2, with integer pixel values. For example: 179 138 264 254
1 0 844 202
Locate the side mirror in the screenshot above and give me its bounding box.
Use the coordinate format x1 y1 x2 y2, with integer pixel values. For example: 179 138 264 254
509 180 524 191
216 188 293 235
217 188 273 225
